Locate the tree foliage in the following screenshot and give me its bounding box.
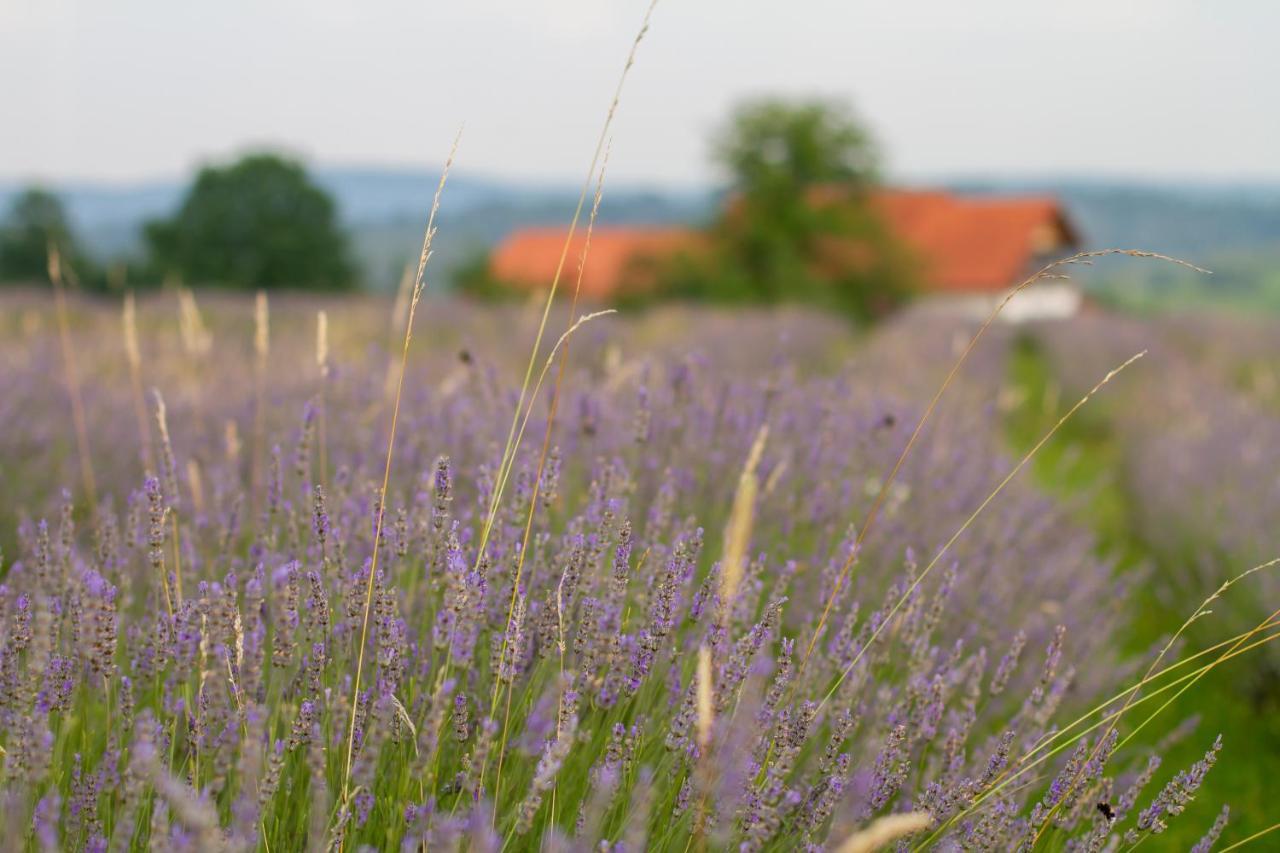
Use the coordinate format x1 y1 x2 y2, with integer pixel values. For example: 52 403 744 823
658 98 917 322
0 188 93 284
145 153 355 290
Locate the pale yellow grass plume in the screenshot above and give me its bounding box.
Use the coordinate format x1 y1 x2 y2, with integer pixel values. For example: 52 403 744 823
719 424 768 612
384 262 414 400
122 292 154 468
251 291 270 501
696 645 714 750
316 309 330 485
254 290 270 362
47 244 97 511
316 310 330 378
834 812 933 853
186 459 206 517
122 291 142 369
224 419 242 464
177 287 213 359
341 130 461 822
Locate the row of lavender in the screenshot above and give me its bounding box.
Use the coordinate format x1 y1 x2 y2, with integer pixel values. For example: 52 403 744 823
1032 313 1280 655
0 291 1230 850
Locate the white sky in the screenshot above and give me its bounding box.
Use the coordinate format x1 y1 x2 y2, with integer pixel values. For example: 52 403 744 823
3 0 1279 187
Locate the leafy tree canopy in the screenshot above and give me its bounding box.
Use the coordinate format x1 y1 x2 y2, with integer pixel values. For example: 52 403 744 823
145 153 356 290
658 97 915 322
0 188 93 284
714 97 880 200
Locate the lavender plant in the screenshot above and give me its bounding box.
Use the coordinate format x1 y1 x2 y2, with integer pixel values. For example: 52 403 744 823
0 287 1251 851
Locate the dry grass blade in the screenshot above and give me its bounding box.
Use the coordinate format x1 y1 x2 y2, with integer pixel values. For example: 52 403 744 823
316 309 330 487
338 130 461 832
251 290 270 504
836 812 933 853
918 569 1280 849
177 287 213 359
472 0 658 576
795 249 1204 686
122 291 155 470
315 310 329 375
1220 821 1280 851
821 350 1146 710
720 424 768 613
1029 556 1280 844
480 4 659 816
922 622 1280 852
47 244 97 514
696 645 714 750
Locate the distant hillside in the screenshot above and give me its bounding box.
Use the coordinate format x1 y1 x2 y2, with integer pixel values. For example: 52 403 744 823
0 168 714 290
3 169 1278 303
949 177 1280 259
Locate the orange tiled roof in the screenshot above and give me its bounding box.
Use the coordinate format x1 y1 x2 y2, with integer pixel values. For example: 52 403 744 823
489 227 701 299
868 189 1078 293
489 189 1078 298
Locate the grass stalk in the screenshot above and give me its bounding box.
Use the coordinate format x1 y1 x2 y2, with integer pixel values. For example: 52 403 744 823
47 245 97 515
820 350 1146 711
1029 557 1280 844
338 133 459 835
122 291 155 471
795 250 1206 688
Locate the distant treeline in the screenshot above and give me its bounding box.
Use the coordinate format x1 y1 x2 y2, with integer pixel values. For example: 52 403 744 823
0 153 355 291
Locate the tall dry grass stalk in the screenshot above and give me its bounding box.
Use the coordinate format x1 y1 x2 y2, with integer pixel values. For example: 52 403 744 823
1221 821 1280 851
186 459 206 518
836 812 933 853
794 250 1206 687
152 389 184 605
177 287 213 360
487 159 616 801
47 245 97 514
384 263 414 401
473 0 657 574
918 580 1280 849
122 291 155 470
820 350 1147 712
339 132 460 838
251 291 269 503
719 424 768 614
1028 554 1280 844
482 4 660 808
316 310 330 487
696 645 714 751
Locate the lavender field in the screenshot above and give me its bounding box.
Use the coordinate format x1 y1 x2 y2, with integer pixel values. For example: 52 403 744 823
0 285 1275 852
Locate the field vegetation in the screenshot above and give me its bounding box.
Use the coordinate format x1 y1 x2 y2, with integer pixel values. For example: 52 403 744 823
0 282 1276 850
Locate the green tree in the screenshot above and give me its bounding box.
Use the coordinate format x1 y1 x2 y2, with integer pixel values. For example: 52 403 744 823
663 98 916 321
145 153 356 290
0 188 93 284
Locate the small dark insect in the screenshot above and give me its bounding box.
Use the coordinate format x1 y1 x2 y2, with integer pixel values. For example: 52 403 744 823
878 412 897 429
1096 802 1116 821
458 349 473 365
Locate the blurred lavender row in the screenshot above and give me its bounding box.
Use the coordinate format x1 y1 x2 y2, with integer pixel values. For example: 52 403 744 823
0 291 1227 850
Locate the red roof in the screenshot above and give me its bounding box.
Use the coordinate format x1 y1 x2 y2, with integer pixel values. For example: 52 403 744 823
489 227 702 299
488 189 1078 299
869 190 1079 293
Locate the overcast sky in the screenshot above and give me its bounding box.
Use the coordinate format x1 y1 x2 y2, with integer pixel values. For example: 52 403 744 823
3 0 1279 187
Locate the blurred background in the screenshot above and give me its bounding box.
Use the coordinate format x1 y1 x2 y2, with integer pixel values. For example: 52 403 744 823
3 0 1279 311
4 2 1280 846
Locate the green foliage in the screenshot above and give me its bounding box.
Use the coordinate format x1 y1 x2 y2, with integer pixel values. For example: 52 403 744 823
651 98 917 322
714 98 879 197
452 248 524 301
1089 249 1280 315
145 153 356 290
1003 338 1280 848
0 188 94 285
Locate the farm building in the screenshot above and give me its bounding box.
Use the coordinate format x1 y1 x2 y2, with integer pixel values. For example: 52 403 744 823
488 189 1082 320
